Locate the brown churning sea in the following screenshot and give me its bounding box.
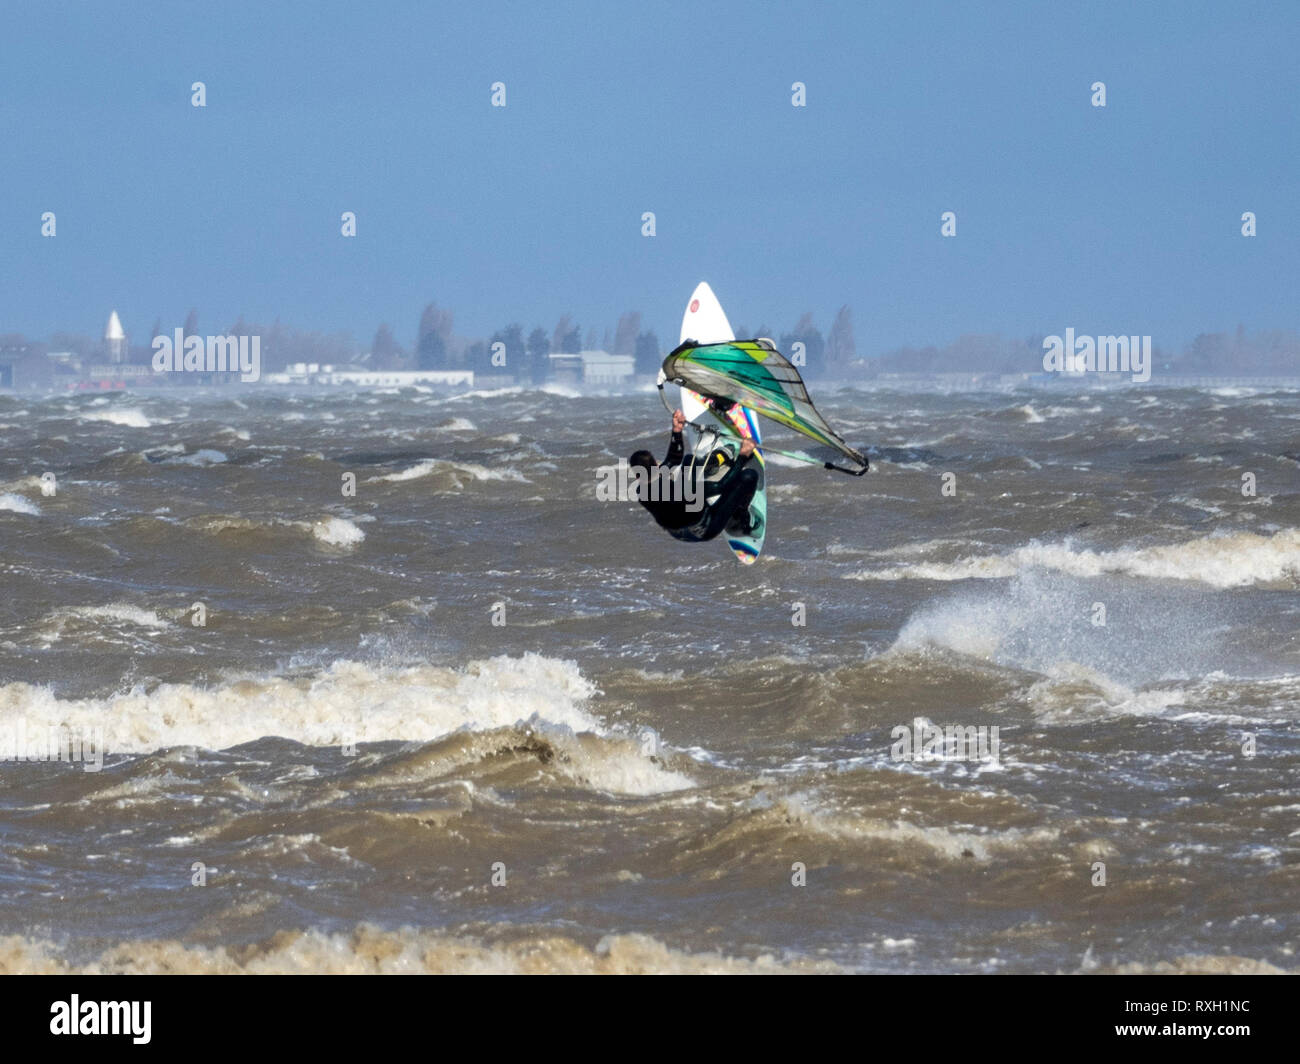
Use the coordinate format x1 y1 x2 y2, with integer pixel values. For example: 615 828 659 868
0 382 1296 973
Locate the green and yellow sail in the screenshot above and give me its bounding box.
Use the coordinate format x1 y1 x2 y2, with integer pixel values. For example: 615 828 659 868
662 339 868 474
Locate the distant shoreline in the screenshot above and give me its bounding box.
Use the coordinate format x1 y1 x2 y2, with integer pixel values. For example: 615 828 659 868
5 374 1300 397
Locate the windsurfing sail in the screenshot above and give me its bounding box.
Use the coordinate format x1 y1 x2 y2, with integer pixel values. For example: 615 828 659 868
662 338 869 475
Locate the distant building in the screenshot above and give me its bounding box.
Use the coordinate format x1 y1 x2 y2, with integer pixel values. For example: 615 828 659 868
263 364 474 388
104 311 127 364
547 350 634 388
83 364 153 379
578 350 634 385
0 339 53 390
547 353 583 386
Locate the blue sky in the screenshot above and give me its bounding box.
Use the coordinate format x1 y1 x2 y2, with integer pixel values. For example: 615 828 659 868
2 0 1296 353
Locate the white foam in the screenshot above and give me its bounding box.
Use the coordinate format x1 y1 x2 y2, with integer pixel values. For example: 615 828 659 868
370 459 525 483
0 493 39 515
449 387 524 400
1025 663 1187 723
63 604 169 629
30 604 170 649
0 924 820 974
560 734 695 795
849 528 1300 588
0 655 595 753
81 408 153 428
370 460 438 482
893 598 1005 659
0 655 695 795
312 517 365 547
765 791 1059 861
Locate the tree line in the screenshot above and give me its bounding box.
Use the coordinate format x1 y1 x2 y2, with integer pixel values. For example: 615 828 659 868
12 305 1295 380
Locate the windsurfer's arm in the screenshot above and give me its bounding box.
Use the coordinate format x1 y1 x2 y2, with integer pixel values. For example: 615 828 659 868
721 438 756 468
664 409 686 464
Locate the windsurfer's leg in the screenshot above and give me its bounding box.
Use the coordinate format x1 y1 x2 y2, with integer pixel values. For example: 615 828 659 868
695 467 759 540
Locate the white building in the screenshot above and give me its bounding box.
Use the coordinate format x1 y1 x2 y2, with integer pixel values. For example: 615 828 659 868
547 350 635 387
579 350 635 385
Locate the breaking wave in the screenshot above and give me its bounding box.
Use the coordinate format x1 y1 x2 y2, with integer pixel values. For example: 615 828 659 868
0 926 829 974
0 654 599 753
850 528 1300 588
0 492 39 515
80 408 153 428
369 459 526 485
312 516 365 547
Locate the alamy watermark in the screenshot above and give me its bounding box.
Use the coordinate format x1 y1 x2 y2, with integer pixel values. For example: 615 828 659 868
152 329 261 381
0 721 105 771
596 461 706 511
891 720 1001 765
50 995 151 1044
1042 328 1150 383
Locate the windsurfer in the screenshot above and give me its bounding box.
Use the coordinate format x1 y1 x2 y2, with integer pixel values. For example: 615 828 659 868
629 409 761 542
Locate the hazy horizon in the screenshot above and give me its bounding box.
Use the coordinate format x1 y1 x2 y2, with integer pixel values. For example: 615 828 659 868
3 1 1297 353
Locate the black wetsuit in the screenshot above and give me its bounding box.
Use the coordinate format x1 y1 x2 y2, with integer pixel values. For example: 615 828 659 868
638 430 760 542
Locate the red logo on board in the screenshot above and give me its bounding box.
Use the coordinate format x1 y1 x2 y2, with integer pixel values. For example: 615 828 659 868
689 299 699 313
